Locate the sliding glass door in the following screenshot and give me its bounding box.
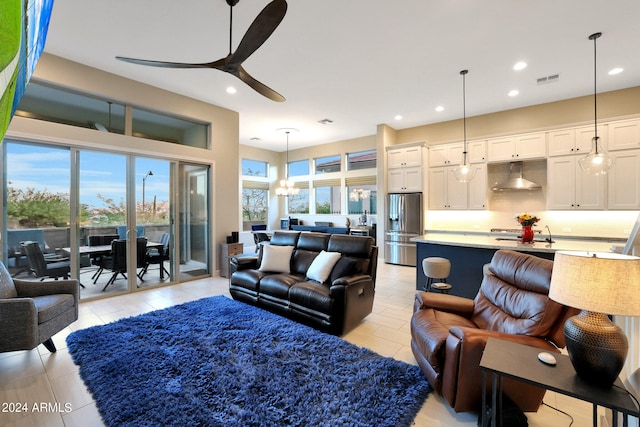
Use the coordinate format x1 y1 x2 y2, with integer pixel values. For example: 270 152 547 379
2 140 210 300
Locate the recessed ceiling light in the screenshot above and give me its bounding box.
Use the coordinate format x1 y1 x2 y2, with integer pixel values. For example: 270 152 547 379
226 86 237 94
435 106 444 112
608 67 624 75
394 115 403 120
513 61 528 71
508 89 519 97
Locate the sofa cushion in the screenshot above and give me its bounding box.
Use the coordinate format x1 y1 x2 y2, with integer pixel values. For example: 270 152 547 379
259 245 294 273
32 294 75 324
306 251 341 284
329 257 358 283
289 281 333 313
260 273 305 300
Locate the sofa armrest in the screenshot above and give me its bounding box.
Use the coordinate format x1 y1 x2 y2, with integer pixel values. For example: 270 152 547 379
448 326 560 353
414 291 475 318
230 255 259 271
0 299 38 349
330 274 371 288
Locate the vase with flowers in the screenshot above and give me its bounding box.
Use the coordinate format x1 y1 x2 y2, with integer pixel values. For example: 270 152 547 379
515 213 540 243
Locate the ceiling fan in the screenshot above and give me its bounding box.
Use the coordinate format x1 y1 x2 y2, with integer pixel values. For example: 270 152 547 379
116 0 287 102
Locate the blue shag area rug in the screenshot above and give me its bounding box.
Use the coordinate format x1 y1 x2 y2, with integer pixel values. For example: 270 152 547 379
67 296 430 427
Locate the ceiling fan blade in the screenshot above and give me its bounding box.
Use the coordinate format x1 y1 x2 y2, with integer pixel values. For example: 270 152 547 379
116 56 225 69
227 0 287 67
233 65 285 102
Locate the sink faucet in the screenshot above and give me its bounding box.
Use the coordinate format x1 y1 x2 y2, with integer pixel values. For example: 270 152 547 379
545 225 554 244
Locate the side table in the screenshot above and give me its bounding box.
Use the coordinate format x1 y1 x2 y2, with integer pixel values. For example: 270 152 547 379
480 337 638 427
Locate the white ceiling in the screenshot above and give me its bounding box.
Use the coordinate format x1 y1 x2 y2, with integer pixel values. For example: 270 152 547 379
44 0 640 151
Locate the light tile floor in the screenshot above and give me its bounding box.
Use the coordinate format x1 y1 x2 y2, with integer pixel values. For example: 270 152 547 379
0 261 595 427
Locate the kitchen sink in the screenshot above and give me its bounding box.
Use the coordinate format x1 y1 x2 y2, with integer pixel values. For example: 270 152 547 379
495 237 554 243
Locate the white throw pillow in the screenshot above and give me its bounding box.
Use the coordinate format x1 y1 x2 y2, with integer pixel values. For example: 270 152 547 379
307 250 342 283
259 245 294 273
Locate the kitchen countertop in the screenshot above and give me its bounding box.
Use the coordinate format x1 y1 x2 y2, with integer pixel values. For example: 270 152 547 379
411 231 626 254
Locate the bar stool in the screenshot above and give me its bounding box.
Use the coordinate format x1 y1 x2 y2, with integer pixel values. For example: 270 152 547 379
422 257 453 293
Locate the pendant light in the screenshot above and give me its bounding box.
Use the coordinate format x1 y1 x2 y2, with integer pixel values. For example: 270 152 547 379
276 129 300 197
578 32 614 175
453 69 477 183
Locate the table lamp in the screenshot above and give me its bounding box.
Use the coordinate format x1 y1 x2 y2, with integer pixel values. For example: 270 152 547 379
549 251 640 387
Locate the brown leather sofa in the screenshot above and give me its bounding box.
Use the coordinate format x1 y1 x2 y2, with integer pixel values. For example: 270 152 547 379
230 231 378 335
410 249 579 413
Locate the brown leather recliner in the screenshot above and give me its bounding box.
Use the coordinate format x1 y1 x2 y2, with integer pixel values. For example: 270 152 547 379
410 249 579 413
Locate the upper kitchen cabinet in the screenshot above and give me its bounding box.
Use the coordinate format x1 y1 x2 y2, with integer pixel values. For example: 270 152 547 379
487 132 546 162
388 167 422 193
387 142 426 193
388 144 424 168
547 128 592 157
467 140 487 163
428 143 463 167
608 119 640 151
608 149 640 209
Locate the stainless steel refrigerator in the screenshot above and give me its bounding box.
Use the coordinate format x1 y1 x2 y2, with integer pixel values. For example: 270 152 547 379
384 192 423 266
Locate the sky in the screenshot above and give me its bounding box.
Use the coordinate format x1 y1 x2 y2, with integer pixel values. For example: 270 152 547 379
6 141 170 209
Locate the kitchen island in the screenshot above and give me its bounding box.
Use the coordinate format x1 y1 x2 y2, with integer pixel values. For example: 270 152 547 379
412 231 624 299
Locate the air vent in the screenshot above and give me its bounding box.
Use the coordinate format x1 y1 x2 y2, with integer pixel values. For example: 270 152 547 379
250 137 261 141
318 118 334 125
537 74 560 85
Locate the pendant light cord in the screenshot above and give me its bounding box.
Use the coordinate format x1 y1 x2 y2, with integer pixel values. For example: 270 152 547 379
285 131 290 181
460 69 469 163
590 32 602 152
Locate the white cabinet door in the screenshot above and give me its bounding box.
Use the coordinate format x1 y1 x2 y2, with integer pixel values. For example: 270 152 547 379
608 119 640 151
514 133 546 160
576 125 606 153
388 167 422 192
547 157 576 209
428 167 468 209
468 140 487 163
429 143 462 167
403 167 423 192
608 150 640 209
388 145 424 168
487 137 515 162
547 156 605 210
576 166 606 210
468 164 487 209
403 146 423 167
428 168 447 209
387 169 405 192
387 148 406 169
429 145 450 167
446 168 468 209
547 129 577 156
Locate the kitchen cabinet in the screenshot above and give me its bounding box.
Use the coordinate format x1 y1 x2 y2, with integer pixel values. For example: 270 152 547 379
547 128 594 157
429 143 462 167
547 156 605 210
468 164 487 210
607 149 640 209
467 140 487 163
575 125 607 153
487 132 546 162
388 145 423 168
608 119 640 151
429 167 467 209
388 167 422 192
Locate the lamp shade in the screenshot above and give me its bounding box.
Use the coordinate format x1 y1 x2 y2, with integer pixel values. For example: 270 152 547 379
549 251 640 316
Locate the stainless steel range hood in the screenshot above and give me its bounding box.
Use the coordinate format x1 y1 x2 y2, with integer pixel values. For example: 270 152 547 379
492 161 541 191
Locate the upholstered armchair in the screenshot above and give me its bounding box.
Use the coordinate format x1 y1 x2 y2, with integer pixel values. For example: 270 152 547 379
0 261 79 353
410 249 578 413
